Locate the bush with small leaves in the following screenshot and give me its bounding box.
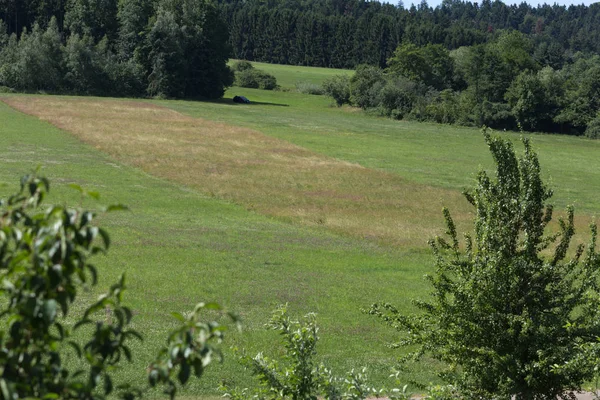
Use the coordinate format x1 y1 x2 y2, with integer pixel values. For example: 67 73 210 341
295 81 324 95
234 68 278 90
221 305 405 400
0 173 236 400
322 75 350 106
231 60 254 72
585 113 600 139
369 132 600 399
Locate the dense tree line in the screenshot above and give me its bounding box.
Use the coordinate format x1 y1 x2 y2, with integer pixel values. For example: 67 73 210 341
4 0 600 71
324 31 600 136
215 0 600 69
0 0 233 98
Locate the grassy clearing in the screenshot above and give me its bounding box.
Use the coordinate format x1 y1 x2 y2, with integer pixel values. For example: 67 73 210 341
229 60 352 89
0 99 439 396
4 96 472 248
166 88 600 216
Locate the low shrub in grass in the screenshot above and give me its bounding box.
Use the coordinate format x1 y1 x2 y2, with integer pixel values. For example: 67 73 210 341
322 74 351 106
231 60 254 72
235 68 278 90
369 132 600 399
295 81 324 95
0 173 235 399
222 305 411 400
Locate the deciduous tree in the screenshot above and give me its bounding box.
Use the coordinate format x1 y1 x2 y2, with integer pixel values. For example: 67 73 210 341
369 133 600 399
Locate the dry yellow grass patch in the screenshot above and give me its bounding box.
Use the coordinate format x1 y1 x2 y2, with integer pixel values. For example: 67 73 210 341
0 96 552 248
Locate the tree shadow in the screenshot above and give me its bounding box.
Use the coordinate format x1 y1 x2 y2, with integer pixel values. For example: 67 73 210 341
207 97 290 107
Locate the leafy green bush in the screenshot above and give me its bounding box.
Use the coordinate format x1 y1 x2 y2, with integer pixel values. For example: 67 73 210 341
0 173 235 399
369 132 600 399
295 81 324 95
585 113 600 139
323 75 351 106
425 89 461 124
350 65 385 109
234 68 278 90
375 77 426 119
222 305 407 400
231 60 254 72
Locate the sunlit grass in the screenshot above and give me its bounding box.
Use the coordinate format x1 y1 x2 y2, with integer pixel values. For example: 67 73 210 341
4 96 472 248
229 59 352 89
2 65 600 397
0 99 438 396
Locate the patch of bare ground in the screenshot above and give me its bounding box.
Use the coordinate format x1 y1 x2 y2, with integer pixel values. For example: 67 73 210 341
3 97 591 248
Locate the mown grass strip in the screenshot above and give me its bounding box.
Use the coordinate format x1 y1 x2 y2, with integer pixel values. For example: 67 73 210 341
3 96 474 248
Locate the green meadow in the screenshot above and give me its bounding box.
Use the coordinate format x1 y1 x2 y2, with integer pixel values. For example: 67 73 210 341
229 59 352 89
2 62 600 397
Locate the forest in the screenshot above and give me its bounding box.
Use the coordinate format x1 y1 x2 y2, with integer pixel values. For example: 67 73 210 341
0 0 234 99
1 0 600 134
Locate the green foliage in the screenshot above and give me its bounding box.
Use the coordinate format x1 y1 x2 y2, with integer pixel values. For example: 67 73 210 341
369 133 600 399
0 173 234 399
64 33 108 94
376 76 430 120
12 19 65 92
423 385 459 400
232 60 254 72
146 8 185 98
424 89 464 124
65 0 119 41
493 30 538 77
116 0 154 60
349 65 385 109
387 43 454 90
505 71 547 131
556 55 600 132
585 113 600 139
0 0 232 99
294 81 324 95
235 68 278 90
322 74 350 106
222 305 402 400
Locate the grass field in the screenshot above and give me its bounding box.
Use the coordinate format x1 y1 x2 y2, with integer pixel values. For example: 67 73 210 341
2 63 600 397
229 59 352 89
0 99 437 396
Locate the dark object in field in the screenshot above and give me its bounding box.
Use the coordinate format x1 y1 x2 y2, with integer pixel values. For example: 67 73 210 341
233 95 250 104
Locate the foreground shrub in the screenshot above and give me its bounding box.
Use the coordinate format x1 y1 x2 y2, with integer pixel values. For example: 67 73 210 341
222 305 409 399
323 75 351 106
369 132 600 399
0 173 235 399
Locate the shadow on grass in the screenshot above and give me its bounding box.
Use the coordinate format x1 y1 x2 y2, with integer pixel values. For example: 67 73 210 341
207 97 290 107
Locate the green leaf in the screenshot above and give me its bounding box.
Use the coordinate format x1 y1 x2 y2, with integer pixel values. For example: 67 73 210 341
104 374 113 395
87 191 101 200
171 312 186 322
178 362 191 385
69 183 84 193
193 358 204 377
43 299 58 324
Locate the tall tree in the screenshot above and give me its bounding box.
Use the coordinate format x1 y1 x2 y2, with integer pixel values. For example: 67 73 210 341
370 133 600 399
